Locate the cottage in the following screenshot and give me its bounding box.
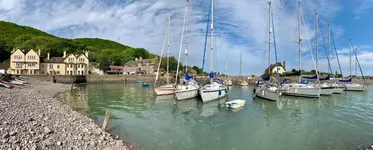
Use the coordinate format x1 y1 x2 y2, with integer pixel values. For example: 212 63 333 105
123 57 158 75
107 65 124 74
263 61 286 76
9 49 89 75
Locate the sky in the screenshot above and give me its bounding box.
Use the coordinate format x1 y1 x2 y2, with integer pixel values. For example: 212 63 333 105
0 0 373 76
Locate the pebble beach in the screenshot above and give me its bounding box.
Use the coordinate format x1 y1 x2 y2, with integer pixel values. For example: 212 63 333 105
0 78 132 150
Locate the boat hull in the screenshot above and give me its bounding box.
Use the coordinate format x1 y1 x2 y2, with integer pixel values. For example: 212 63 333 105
200 87 228 103
345 84 366 91
281 84 320 98
225 99 246 109
255 88 281 101
320 87 334 96
175 89 198 100
154 87 175 96
333 87 345 94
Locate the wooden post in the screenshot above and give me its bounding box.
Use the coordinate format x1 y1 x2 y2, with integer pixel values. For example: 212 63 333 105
102 110 111 131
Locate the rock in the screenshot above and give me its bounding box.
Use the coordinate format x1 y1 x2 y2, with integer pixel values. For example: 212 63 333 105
114 135 120 140
2 133 10 138
1 139 8 143
57 141 62 146
28 117 35 121
44 127 53 134
3 121 8 125
43 138 53 147
92 128 102 135
90 141 96 146
31 145 37 150
16 146 21 150
9 131 17 136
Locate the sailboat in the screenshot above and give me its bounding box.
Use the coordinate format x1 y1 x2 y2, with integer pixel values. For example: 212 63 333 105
199 0 229 103
236 51 248 86
328 25 346 94
174 0 200 100
154 11 176 96
313 12 334 96
340 39 367 91
280 0 321 98
253 1 282 101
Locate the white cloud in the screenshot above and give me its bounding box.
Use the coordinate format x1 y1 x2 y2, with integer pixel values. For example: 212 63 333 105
0 0 347 75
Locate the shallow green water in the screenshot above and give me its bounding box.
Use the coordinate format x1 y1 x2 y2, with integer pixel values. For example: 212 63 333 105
58 84 373 150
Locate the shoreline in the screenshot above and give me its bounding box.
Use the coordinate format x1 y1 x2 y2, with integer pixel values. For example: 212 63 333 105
0 78 134 150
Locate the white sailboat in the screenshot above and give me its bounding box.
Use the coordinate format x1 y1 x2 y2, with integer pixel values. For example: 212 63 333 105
329 25 346 94
253 1 281 101
200 0 229 103
154 10 176 96
280 0 320 98
237 51 248 86
341 40 367 91
314 12 334 96
175 0 199 100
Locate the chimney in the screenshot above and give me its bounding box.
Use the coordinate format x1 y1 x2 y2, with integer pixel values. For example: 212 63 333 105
283 61 286 71
47 53 50 60
85 50 89 58
38 49 41 56
63 51 66 58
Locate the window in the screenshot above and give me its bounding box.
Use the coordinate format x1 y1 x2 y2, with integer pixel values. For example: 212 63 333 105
49 64 53 69
16 70 19 74
28 63 36 67
14 55 22 59
41 64 44 68
15 63 23 68
57 65 60 69
56 71 60 75
27 56 36 60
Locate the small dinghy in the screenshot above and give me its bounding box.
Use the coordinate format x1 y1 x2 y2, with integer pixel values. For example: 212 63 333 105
225 99 246 109
142 82 150 88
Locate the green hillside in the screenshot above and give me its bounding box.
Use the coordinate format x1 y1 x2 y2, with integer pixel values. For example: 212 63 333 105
0 21 154 68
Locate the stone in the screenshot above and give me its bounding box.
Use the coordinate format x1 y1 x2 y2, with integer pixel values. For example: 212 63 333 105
9 131 17 136
43 138 53 147
44 127 53 134
2 133 10 138
90 141 96 146
1 139 8 143
92 128 102 135
57 141 62 146
28 118 35 121
31 145 37 150
3 121 8 125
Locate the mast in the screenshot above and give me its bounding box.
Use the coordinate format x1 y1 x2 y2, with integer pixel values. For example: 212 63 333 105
268 1 272 76
185 0 189 73
154 12 170 87
328 24 331 74
174 0 188 85
315 12 318 73
239 51 242 77
225 51 228 79
349 39 352 77
298 0 302 73
210 0 214 83
166 10 171 84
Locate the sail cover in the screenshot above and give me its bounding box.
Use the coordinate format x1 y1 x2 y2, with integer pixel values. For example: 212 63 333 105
185 72 193 80
339 78 352 83
302 74 318 80
262 76 270 81
209 71 214 79
319 75 330 81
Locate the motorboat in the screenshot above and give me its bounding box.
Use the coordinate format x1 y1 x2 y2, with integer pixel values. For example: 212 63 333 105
225 99 246 109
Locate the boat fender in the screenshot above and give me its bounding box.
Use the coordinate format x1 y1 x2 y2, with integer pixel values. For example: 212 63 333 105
218 90 222 96
225 88 228 93
232 102 237 104
252 88 256 94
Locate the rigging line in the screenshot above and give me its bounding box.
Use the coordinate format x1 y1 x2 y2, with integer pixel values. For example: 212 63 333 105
154 17 169 87
201 0 212 74
300 7 319 81
319 20 333 75
350 40 367 84
330 29 343 78
271 4 281 88
175 2 189 85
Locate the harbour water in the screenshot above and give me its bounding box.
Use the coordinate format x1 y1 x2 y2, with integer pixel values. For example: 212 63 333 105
58 84 373 150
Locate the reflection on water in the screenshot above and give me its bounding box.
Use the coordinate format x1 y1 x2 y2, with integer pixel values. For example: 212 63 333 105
58 84 373 150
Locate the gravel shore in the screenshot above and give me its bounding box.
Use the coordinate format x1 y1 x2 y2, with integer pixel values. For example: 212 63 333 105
0 78 131 150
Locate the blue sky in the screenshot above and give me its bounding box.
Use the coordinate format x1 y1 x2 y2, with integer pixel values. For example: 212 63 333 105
0 0 373 76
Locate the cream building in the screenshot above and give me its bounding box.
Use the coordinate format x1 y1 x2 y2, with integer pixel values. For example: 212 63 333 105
10 49 89 75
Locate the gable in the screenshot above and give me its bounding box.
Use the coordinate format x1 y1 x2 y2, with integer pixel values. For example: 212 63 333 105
64 53 77 63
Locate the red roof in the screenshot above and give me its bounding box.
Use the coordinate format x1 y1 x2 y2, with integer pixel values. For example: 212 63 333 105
109 65 124 70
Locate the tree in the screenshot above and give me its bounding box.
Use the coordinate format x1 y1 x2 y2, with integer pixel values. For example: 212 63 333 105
291 68 297 72
192 66 202 74
310 70 316 74
99 56 110 72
